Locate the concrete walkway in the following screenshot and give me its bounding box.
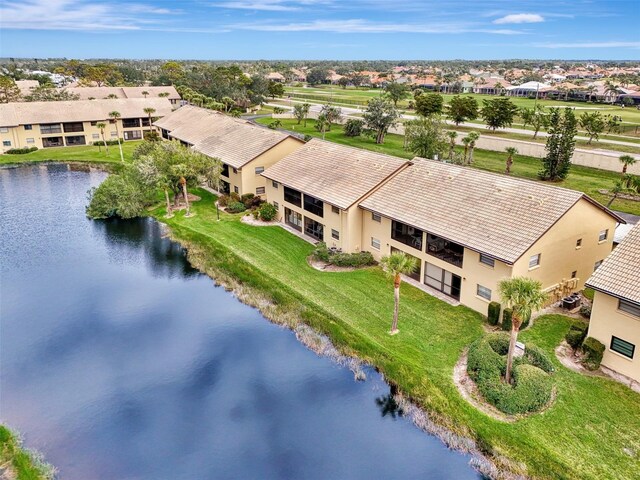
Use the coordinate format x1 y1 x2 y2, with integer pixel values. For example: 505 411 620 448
401 274 460 306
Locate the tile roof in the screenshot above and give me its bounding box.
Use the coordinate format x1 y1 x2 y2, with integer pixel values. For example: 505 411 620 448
62 86 180 100
360 158 622 264
586 223 640 305
153 105 295 169
261 138 410 210
0 98 174 127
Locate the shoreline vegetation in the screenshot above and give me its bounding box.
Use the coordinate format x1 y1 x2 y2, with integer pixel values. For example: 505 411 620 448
0 426 55 480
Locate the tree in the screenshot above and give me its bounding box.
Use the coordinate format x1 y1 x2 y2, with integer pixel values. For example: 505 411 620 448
446 131 457 160
0 75 21 103
603 80 621 103
160 61 184 83
380 252 418 335
404 116 447 159
293 103 310 126
362 98 399 144
606 180 624 208
96 122 109 154
520 105 548 139
267 81 285 99
343 118 364 137
337 76 350 89
221 96 235 112
108 111 124 162
498 277 547 383
447 96 478 125
579 112 605 144
539 107 577 181
23 86 80 102
141 90 149 98
505 147 518 174
466 131 480 164
415 93 444 116
605 114 621 134
315 114 330 140
480 98 519 130
143 107 156 133
619 155 637 187
320 104 341 131
384 81 410 107
307 67 329 85
461 136 472 164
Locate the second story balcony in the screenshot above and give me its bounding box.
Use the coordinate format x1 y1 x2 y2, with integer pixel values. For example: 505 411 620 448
391 220 423 251
427 233 464 268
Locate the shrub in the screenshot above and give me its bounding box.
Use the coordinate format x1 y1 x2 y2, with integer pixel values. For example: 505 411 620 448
565 322 588 350
582 337 605 370
6 146 38 154
92 139 123 146
312 242 330 262
230 191 241 202
226 201 247 214
258 202 277 221
343 118 364 137
311 242 375 267
523 344 555 373
303 134 313 142
217 194 230 207
580 305 592 319
241 193 263 209
497 365 553 414
487 332 510 356
487 301 501 326
501 308 513 331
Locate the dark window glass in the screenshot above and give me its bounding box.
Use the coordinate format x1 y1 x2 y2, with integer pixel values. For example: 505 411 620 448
303 194 323 217
427 233 464 267
391 220 423 251
284 186 302 207
619 299 640 317
610 336 635 359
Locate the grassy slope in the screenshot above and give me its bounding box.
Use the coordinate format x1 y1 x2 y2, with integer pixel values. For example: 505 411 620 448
157 194 640 480
0 426 48 480
257 117 640 216
0 141 142 166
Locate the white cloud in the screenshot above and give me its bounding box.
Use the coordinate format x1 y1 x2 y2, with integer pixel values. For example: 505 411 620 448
213 0 333 11
535 41 640 49
493 13 544 24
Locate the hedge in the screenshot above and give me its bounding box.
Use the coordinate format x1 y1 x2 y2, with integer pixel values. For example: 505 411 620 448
487 301 501 326
312 242 376 268
226 201 247 214
582 337 605 370
257 202 277 221
467 334 554 415
565 322 589 350
6 146 39 154
501 308 513 331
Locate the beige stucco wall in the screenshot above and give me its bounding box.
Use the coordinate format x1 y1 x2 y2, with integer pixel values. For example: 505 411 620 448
588 291 640 382
239 137 303 197
1 120 154 153
512 198 618 302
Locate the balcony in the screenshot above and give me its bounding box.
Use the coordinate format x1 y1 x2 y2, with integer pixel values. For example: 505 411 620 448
426 233 464 268
284 186 302 207
303 193 323 218
122 118 141 128
304 217 324 241
391 220 423 251
63 122 84 133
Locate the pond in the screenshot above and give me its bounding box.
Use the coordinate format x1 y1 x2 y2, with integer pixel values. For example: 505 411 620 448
0 164 482 479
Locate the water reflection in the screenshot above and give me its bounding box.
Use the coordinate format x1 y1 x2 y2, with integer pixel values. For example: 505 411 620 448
0 167 481 480
376 385 405 419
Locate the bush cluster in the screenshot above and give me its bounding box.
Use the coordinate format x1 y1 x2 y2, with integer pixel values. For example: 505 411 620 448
218 192 264 212
92 139 123 146
226 201 246 213
343 118 364 137
256 202 277 221
487 301 501 326
6 146 38 154
312 242 376 268
581 337 605 370
467 334 554 415
565 321 589 350
580 305 592 319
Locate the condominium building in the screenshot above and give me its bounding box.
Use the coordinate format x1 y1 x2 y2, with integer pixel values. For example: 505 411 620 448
586 223 640 383
63 86 182 106
154 105 304 197
0 98 173 153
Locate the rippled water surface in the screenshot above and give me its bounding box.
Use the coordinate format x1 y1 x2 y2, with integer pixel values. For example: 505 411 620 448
0 165 481 480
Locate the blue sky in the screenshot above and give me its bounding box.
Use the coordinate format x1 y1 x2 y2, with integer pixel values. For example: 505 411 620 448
0 0 638 60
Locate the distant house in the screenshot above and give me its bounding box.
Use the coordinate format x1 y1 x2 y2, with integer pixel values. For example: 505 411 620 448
153 105 303 197
266 72 286 83
586 223 640 384
63 86 181 106
473 77 511 95
0 97 173 152
505 81 553 98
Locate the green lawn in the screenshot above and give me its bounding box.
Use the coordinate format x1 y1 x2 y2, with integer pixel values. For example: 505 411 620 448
155 194 640 480
0 141 142 167
257 117 640 216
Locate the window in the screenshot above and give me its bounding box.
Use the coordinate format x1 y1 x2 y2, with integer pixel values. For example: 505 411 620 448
529 253 541 269
2 141 10 147
63 122 84 133
256 186 266 195
0 127 8 133
273 201 279 210
234 186 239 194
594 260 603 271
42 137 63 148
599 229 608 242
372 212 381 222
424 262 461 300
427 233 464 267
65 135 86 146
90 121 98 126
331 229 340 240
610 336 635 359
24 124 32 130
233 168 238 174
477 285 492 301
123 130 142 140
331 205 339 214
392 220 423 251
285 207 302 231
110 131 118 137
303 193 324 217
92 133 100 139
221 164 229 177
255 166 265 175
304 217 324 241
122 118 140 128
284 186 302 207
371 237 381 250
26 138 35 144
619 299 640 317
571 271 577 279
576 238 582 248
272 180 278 188
479 254 495 267
40 123 62 134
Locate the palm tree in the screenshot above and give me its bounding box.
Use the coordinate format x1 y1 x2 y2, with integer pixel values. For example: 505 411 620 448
467 131 480 164
316 114 330 140
505 147 518 174
143 107 156 134
607 180 624 208
106 93 118 99
498 277 548 383
446 131 457 160
461 136 472 164
108 111 124 162
96 122 108 155
619 154 637 176
141 90 149 98
380 252 418 335
604 80 620 104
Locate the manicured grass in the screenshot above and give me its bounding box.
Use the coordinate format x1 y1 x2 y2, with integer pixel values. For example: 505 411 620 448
155 194 640 480
0 141 142 166
256 117 640 216
0 426 49 480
